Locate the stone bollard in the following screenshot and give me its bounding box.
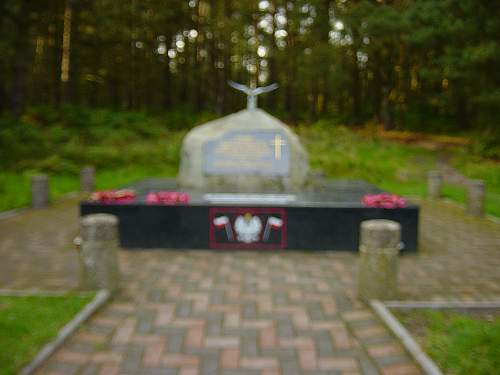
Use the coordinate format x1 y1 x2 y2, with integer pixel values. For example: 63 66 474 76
31 174 50 208
427 170 443 199
358 220 401 302
80 214 120 293
466 179 485 216
80 166 96 193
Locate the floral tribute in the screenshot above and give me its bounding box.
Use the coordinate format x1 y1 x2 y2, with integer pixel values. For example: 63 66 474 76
362 193 406 208
146 191 190 205
89 190 136 203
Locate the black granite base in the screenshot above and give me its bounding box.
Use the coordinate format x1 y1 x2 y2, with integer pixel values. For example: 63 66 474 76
80 179 419 251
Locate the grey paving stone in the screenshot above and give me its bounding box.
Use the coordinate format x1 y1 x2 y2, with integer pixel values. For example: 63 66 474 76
307 303 326 321
175 300 192 317
221 370 260 375
47 362 81 375
167 328 185 354
121 345 144 374
373 353 413 367
280 359 302 375
243 303 257 319
240 336 258 357
261 348 298 360
79 363 100 375
209 290 225 304
314 333 336 357
141 367 178 375
359 359 380 375
136 310 155 334
200 353 220 374
277 320 295 338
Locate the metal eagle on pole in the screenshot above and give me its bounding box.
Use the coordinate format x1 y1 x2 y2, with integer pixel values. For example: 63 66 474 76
228 81 279 110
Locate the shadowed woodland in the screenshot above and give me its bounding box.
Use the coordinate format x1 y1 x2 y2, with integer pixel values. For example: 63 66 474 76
1 0 499 132
1 0 500 214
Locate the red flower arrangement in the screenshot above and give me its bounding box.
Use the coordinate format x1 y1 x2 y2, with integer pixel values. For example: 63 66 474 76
146 191 190 205
362 193 406 208
89 189 136 203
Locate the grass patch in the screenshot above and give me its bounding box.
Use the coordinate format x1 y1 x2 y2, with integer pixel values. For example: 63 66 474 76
0 106 191 211
451 154 500 217
298 123 500 216
396 310 500 375
298 123 436 196
0 164 180 212
0 107 499 217
0 294 94 375
0 173 80 213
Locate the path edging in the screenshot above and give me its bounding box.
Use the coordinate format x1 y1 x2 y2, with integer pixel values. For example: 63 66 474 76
0 289 94 297
370 300 443 375
18 289 111 375
384 300 500 310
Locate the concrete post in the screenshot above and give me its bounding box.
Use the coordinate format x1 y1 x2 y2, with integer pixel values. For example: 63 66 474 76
427 170 443 199
358 220 401 302
80 166 96 193
80 214 120 293
466 179 485 216
31 174 49 208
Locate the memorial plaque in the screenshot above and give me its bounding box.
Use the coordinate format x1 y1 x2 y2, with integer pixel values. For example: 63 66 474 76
203 130 290 175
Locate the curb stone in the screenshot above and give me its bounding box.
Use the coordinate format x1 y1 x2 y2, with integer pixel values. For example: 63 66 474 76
0 208 27 220
0 290 94 297
18 289 111 375
384 300 500 310
370 300 443 375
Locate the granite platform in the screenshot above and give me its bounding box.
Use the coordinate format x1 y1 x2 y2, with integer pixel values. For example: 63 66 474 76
80 178 419 251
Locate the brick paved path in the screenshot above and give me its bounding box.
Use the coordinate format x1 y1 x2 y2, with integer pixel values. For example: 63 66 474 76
36 250 421 375
0 198 81 290
400 199 500 300
1 197 499 374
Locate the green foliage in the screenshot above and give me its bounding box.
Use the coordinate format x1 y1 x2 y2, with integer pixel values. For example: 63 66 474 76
0 106 207 211
0 294 93 375
298 121 437 196
0 173 80 213
399 310 500 375
450 152 500 217
0 106 208 173
1 108 499 217
298 120 500 216
470 132 500 160
2 0 499 138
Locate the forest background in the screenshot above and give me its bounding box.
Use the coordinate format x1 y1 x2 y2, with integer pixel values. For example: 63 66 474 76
1 0 499 212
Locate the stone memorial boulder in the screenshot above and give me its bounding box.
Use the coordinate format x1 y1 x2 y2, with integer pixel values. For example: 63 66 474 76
178 109 309 192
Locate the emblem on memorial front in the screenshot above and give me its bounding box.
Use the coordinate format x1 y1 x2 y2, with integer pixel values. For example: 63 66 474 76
234 213 262 243
209 208 287 249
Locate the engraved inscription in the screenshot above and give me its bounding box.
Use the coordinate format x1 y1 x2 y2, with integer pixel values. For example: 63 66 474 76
203 130 290 175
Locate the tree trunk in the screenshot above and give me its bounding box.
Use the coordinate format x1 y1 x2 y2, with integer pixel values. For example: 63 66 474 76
60 0 73 104
381 87 394 130
453 83 469 130
11 9 30 117
351 58 361 125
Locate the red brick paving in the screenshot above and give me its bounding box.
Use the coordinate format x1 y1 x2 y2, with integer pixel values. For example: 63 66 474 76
1 197 499 374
